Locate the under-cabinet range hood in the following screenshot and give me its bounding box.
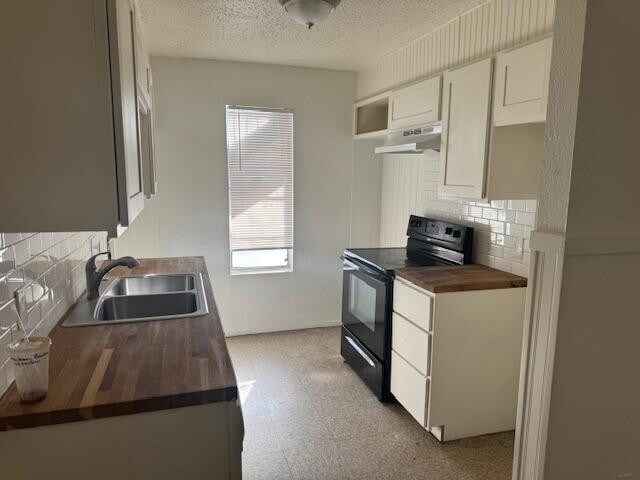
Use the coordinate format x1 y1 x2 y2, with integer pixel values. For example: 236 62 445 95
374 124 442 154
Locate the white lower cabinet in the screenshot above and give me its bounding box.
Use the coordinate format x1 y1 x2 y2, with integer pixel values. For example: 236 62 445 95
390 351 429 426
390 278 526 441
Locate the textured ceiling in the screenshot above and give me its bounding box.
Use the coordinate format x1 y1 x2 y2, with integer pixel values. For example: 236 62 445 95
136 0 485 71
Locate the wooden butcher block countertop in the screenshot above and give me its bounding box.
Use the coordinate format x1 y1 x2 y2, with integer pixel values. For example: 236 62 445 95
394 264 527 293
0 257 237 431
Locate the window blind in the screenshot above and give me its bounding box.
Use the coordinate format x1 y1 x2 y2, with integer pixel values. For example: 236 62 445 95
226 106 294 252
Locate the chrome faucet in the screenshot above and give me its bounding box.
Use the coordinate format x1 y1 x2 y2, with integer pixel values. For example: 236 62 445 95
85 252 140 300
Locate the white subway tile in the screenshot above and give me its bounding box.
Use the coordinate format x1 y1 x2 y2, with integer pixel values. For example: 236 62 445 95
489 220 505 234
505 223 525 237
468 206 483 217
498 210 516 223
508 200 528 211
511 262 529 278
482 208 498 220
476 242 491 254
492 257 512 273
1 233 22 247
504 247 524 261
475 254 492 267
28 234 43 256
0 329 12 366
0 360 11 395
515 211 536 226
0 247 15 276
13 240 30 267
525 200 537 213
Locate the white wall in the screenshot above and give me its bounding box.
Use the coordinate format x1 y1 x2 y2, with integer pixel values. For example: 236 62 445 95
114 58 356 336
348 138 383 248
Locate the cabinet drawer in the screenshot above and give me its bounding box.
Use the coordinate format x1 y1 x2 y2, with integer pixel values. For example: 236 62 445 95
393 280 432 331
390 351 429 426
392 313 430 376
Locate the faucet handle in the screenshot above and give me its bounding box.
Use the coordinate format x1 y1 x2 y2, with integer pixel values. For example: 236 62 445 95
86 251 112 273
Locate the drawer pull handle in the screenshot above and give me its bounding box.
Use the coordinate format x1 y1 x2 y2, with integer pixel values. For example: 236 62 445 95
346 336 375 367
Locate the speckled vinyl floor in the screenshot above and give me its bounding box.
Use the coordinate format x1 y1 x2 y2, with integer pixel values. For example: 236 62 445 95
227 327 514 480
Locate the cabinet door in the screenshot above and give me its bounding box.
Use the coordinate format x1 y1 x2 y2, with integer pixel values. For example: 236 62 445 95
134 9 152 103
108 0 144 229
388 76 441 130
439 58 493 199
493 37 553 126
138 93 157 198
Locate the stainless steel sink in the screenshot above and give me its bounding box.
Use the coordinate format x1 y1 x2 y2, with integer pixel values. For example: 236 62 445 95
62 273 208 327
105 274 196 296
96 292 199 321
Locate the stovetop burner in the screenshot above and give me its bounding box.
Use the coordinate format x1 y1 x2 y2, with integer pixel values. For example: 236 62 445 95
344 247 446 273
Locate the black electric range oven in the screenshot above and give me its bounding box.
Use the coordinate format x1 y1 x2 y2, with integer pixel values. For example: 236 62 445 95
341 215 473 401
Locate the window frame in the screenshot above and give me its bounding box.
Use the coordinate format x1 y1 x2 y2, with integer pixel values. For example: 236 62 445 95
225 105 295 276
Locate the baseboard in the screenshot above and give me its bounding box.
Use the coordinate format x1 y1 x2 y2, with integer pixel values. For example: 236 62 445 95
224 320 341 337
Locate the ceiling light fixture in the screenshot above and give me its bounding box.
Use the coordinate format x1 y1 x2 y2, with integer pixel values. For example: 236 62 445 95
279 0 341 29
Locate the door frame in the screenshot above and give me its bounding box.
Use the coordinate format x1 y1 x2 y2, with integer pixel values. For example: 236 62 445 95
511 230 565 480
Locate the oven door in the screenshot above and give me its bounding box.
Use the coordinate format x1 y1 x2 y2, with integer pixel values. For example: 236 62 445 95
341 256 390 361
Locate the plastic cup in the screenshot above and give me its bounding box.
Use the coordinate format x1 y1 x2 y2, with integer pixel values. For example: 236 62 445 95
8 337 52 403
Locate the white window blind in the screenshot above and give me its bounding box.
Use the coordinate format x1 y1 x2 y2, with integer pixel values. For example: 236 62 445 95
226 105 294 273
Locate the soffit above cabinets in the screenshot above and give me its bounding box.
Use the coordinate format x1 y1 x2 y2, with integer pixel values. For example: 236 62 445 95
135 0 484 71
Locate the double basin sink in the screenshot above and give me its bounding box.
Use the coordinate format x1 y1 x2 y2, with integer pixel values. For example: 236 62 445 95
62 273 209 327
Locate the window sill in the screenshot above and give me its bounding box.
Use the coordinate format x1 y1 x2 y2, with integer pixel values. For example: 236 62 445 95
230 266 293 276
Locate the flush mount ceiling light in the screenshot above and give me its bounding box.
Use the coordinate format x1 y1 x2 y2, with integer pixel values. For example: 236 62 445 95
279 0 341 29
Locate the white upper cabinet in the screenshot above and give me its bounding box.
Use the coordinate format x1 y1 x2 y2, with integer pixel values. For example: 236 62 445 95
353 91 391 138
134 8 153 105
493 37 553 126
439 58 493 199
109 0 145 230
388 76 441 130
0 0 153 237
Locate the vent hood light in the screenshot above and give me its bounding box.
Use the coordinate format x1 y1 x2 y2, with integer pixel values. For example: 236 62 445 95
374 124 442 154
279 0 341 29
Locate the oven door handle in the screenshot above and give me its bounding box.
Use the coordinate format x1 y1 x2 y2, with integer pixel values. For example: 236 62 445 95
341 256 389 283
345 335 375 367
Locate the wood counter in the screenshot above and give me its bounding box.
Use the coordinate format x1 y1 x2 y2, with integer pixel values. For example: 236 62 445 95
0 257 237 431
394 264 527 293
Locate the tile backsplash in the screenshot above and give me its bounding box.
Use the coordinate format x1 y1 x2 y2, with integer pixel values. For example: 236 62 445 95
378 152 535 277
420 153 535 277
0 231 108 397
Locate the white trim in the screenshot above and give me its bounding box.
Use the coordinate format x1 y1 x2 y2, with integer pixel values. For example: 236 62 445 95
512 229 565 480
230 248 294 276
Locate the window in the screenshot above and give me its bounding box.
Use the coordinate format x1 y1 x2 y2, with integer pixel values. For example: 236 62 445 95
226 105 294 275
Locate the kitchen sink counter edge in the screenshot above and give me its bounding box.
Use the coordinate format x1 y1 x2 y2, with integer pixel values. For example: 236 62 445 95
0 256 238 431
